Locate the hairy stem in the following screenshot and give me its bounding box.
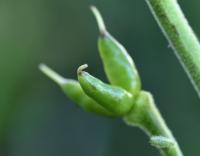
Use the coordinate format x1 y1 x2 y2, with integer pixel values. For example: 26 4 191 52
124 91 183 156
146 0 200 97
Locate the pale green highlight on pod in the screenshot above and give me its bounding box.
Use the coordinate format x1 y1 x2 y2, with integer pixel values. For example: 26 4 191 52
77 64 134 116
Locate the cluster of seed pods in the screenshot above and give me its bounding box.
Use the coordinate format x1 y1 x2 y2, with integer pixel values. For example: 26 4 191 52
39 6 183 156
40 6 141 117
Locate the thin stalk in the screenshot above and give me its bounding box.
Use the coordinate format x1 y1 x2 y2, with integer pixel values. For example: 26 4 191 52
39 64 67 86
146 0 200 97
124 91 183 156
90 6 107 35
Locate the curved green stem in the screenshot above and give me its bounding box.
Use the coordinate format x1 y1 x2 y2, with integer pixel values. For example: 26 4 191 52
124 91 183 156
146 0 200 97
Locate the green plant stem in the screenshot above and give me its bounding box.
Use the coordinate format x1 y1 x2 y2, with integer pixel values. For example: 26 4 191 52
146 0 200 97
124 91 183 156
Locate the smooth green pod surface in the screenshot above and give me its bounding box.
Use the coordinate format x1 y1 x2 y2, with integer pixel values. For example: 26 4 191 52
98 33 141 95
61 80 115 116
78 65 134 116
39 64 114 117
91 6 141 96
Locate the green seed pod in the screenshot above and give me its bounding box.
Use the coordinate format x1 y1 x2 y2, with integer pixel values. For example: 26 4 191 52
91 6 141 96
39 64 115 117
150 136 175 149
77 64 134 116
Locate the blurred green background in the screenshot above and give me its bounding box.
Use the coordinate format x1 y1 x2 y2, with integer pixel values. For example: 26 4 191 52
0 0 200 155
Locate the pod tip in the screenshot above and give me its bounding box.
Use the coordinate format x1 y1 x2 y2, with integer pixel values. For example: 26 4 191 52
90 5 107 36
39 63 67 86
77 64 88 75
